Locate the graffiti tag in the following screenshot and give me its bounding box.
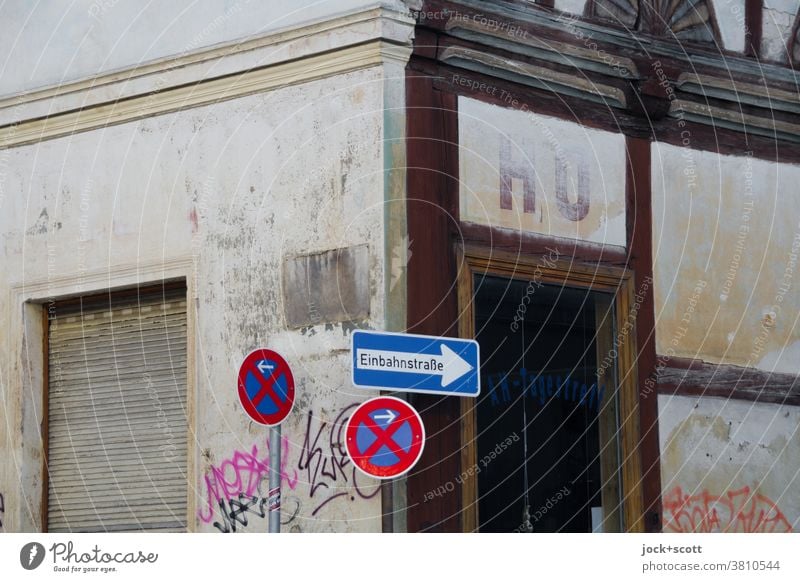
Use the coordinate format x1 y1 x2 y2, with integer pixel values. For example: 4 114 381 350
198 434 298 528
298 404 381 517
199 405 381 532
663 486 792 533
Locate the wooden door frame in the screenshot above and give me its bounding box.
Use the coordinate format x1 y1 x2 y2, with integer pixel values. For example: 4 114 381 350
456 244 645 532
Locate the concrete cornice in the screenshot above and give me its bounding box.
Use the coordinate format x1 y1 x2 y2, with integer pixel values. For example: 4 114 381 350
10 256 196 302
0 6 414 148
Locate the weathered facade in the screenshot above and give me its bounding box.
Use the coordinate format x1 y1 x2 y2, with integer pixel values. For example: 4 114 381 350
0 0 412 533
1 0 798 533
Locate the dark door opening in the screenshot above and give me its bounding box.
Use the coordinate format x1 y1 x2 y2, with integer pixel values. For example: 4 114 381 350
474 274 621 532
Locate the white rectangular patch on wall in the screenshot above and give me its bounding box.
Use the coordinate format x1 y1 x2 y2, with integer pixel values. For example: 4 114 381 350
458 96 626 247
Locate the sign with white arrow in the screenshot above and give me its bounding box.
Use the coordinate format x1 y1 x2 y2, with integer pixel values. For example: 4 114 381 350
345 396 425 479
351 330 480 397
238 349 295 426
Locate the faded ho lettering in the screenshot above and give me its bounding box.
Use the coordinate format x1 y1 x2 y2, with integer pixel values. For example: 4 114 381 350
555 150 589 221
499 134 536 213
499 134 590 222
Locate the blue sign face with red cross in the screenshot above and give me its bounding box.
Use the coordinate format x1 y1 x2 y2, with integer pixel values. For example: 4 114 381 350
237 349 295 426
345 396 425 479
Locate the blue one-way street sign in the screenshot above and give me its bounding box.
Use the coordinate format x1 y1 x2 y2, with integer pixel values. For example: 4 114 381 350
351 330 480 397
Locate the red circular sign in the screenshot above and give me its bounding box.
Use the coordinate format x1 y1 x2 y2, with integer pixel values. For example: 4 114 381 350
345 396 425 479
237 349 295 426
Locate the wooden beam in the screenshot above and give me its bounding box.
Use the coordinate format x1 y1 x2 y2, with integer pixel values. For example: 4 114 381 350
409 56 800 164
459 222 628 268
657 356 800 406
745 0 763 58
412 0 800 163
405 70 463 532
625 136 662 533
790 11 800 68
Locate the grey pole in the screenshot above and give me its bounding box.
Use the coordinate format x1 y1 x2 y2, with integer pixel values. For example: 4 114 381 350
268 424 281 533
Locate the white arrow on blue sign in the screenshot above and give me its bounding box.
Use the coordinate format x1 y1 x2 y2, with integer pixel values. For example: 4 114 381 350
351 330 481 397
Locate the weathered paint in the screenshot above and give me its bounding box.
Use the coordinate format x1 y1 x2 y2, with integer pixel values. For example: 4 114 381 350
458 96 627 247
0 57 404 531
553 0 587 16
659 394 799 532
283 245 371 328
711 0 747 52
652 142 800 374
761 0 800 62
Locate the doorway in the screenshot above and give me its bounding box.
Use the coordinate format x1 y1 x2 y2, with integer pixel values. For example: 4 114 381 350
457 250 642 532
473 275 620 532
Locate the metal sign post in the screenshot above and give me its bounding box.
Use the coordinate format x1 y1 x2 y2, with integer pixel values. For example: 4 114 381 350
237 348 295 534
268 424 281 533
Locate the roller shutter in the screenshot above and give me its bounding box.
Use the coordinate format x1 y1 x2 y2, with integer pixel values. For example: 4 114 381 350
46 287 188 532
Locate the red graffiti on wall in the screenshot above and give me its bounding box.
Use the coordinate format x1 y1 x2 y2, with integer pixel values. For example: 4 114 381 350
663 486 793 533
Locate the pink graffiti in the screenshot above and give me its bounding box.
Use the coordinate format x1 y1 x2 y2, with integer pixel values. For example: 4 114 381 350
663 486 793 533
198 435 298 524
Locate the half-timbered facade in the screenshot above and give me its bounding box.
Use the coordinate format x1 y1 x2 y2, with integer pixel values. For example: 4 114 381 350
1 0 798 533
404 0 800 533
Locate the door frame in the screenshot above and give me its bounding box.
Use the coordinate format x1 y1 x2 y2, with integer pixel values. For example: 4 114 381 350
456 244 644 532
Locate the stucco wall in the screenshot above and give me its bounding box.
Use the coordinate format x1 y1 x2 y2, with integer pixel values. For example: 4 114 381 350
553 0 588 16
761 0 800 62
711 0 747 52
659 394 799 532
458 96 627 248
0 63 399 532
652 142 800 374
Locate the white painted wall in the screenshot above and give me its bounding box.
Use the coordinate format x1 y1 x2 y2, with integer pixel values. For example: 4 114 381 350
553 0 588 17
652 142 800 374
659 394 800 532
761 0 800 62
0 61 402 532
711 0 747 53
0 0 408 96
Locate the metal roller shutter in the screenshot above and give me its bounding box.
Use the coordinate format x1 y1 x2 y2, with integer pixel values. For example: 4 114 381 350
46 288 188 532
